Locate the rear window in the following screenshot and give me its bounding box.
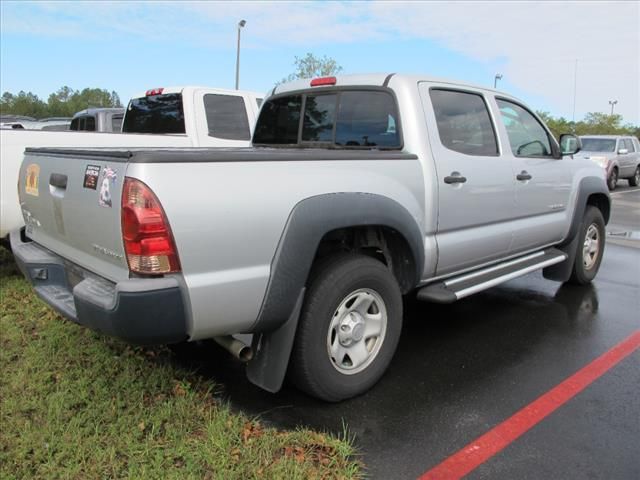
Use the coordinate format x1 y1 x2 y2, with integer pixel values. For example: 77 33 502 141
253 95 302 144
580 138 616 152
122 93 185 134
203 94 251 140
253 89 400 148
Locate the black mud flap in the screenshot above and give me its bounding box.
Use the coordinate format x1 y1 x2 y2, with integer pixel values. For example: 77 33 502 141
246 289 305 393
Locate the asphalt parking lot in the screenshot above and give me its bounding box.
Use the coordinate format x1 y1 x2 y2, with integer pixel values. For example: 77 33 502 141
179 184 639 479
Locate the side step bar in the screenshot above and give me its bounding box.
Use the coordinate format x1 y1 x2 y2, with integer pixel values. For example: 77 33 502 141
417 249 568 303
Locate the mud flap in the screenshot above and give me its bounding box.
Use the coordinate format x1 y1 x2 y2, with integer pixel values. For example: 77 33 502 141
246 289 305 393
543 234 579 282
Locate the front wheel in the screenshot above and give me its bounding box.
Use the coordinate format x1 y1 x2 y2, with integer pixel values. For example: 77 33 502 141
289 253 403 402
568 206 606 285
629 166 640 187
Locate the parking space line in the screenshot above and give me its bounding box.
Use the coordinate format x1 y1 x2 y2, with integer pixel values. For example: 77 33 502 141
418 330 640 480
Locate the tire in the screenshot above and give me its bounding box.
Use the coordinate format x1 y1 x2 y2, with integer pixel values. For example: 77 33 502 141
607 168 618 191
289 253 403 402
568 206 606 285
629 166 640 187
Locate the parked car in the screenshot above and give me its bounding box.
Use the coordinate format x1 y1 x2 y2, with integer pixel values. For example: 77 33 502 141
0 86 263 241
70 108 124 133
11 73 609 402
0 117 71 131
577 135 640 190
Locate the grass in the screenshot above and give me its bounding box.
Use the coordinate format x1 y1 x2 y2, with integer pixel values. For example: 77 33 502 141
0 248 361 479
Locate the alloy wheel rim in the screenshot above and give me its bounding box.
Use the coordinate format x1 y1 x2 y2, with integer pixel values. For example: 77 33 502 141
583 224 600 270
326 288 387 375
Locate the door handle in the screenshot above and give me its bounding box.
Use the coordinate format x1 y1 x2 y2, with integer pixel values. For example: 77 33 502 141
49 173 68 189
444 172 467 184
516 171 532 181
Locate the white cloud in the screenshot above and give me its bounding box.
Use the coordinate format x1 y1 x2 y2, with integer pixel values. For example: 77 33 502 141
2 0 638 122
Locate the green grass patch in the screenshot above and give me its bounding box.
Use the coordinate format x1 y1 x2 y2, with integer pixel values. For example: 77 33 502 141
0 248 361 479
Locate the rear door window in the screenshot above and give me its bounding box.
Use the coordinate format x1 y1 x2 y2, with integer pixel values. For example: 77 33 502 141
429 89 498 156
122 93 186 134
203 94 251 140
70 118 79 130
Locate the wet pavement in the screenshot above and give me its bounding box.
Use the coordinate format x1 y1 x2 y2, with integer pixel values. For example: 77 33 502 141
177 189 639 479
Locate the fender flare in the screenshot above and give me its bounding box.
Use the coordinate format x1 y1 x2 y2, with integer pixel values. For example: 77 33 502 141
543 176 610 282
252 192 424 333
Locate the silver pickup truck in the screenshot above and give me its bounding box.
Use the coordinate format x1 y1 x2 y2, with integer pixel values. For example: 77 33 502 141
12 74 610 401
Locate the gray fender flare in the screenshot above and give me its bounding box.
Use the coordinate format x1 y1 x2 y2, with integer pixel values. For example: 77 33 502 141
543 176 610 282
246 192 424 392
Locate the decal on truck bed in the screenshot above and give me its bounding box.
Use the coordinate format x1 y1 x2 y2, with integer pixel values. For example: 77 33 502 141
98 166 117 208
25 164 40 197
83 165 101 190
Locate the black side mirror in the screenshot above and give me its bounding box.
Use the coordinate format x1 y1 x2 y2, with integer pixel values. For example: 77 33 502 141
559 134 581 156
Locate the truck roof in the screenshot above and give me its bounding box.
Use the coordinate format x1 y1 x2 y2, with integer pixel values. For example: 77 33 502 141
272 73 509 97
129 86 265 100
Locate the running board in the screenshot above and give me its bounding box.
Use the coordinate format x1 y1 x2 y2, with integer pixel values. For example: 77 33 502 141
417 249 568 303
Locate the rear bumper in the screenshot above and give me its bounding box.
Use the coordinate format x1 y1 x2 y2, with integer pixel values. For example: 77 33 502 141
10 229 188 345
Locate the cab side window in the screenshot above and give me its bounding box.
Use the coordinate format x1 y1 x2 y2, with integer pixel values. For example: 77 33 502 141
624 139 635 152
429 89 498 156
497 99 552 157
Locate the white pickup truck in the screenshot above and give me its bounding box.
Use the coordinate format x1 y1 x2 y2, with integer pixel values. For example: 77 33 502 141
12 74 609 401
1 86 263 240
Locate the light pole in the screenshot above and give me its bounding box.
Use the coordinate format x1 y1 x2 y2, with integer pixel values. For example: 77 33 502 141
608 100 618 116
235 20 246 90
494 73 503 89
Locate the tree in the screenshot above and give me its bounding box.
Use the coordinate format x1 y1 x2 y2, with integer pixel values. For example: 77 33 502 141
537 110 638 139
280 53 343 84
1 86 124 118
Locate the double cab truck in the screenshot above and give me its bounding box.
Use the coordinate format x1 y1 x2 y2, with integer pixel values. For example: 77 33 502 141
1 86 263 240
12 74 610 401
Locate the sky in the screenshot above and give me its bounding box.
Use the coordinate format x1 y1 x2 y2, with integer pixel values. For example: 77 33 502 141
1 0 638 124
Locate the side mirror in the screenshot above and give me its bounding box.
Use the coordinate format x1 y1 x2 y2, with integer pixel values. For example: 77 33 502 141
559 133 581 156
618 148 628 155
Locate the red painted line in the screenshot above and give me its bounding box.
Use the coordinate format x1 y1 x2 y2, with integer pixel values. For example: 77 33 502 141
419 330 640 480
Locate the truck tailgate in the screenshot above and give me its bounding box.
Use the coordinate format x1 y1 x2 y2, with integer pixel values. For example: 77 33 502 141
18 149 130 282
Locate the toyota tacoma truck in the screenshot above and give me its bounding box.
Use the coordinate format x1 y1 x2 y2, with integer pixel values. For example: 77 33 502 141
11 74 610 402
1 86 263 241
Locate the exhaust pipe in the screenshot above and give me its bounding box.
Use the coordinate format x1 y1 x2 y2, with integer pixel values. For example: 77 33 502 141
213 335 253 362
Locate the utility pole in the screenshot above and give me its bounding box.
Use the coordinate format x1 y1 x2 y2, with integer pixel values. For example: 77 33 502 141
572 59 578 125
235 20 246 90
608 100 618 116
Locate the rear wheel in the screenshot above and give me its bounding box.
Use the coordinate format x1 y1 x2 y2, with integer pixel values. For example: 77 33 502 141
568 206 605 285
607 168 618 191
289 253 402 402
629 166 640 187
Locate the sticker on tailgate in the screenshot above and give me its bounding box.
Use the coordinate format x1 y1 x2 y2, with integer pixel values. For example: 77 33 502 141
98 166 118 208
83 165 101 190
25 164 40 197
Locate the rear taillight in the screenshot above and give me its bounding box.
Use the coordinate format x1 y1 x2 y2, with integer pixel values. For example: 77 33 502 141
121 177 180 275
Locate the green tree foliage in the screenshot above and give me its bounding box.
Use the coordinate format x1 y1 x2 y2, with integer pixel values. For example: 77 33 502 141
1 86 123 118
538 111 639 139
280 53 343 84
